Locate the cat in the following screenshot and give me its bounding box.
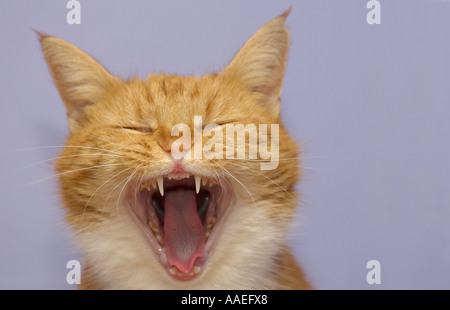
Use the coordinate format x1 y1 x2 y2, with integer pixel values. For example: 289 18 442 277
38 9 311 289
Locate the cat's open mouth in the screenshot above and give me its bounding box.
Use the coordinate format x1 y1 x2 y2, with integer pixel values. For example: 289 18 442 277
126 174 233 281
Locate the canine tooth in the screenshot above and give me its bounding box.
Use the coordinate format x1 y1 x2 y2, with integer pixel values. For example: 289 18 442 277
157 177 164 196
195 175 201 194
193 265 201 274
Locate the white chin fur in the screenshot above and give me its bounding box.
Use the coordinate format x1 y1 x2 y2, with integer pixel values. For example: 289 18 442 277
75 197 285 289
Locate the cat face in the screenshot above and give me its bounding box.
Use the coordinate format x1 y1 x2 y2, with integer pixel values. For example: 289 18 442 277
40 10 300 289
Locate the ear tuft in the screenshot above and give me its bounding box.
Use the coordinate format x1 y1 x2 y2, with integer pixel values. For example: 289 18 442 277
279 7 292 19
33 29 50 43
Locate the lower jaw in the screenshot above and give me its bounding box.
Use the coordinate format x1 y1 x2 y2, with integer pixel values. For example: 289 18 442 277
166 259 206 281
125 181 234 282
126 206 216 282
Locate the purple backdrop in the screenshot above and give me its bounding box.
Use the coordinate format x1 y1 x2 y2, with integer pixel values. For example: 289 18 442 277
0 0 449 289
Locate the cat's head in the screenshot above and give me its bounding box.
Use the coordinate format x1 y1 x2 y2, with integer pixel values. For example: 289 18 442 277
40 10 300 289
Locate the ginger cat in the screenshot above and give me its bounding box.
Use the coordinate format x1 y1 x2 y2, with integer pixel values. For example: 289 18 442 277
39 10 311 289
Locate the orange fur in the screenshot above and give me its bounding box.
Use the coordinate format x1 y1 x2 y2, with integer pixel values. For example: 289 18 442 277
40 11 311 289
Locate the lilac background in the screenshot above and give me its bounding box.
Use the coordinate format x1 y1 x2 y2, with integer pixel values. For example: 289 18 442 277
1 0 449 289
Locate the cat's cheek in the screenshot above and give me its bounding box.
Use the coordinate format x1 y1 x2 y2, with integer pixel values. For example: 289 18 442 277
72 214 167 289
197 199 284 289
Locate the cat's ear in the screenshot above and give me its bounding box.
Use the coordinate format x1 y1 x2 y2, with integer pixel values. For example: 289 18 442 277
221 9 291 120
37 32 121 132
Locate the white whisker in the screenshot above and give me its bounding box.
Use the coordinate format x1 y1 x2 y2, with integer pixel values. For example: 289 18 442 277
3 145 122 155
232 156 338 162
214 164 257 208
116 164 143 219
226 161 299 203
82 167 132 222
13 153 126 175
20 163 126 187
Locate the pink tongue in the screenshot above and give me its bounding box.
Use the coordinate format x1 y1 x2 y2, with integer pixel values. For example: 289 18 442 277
164 189 205 273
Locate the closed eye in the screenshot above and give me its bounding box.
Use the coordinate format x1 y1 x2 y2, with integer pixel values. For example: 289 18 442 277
121 126 153 133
